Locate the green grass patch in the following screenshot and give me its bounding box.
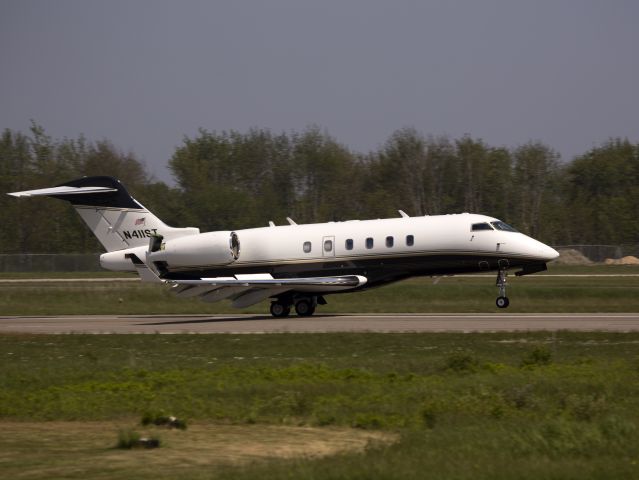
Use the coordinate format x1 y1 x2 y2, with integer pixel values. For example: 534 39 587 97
545 264 639 275
2 332 639 478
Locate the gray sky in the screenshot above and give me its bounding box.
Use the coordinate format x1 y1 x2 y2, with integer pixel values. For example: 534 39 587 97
2 0 638 183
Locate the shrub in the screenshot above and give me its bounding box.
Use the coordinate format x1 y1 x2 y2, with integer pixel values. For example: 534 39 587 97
444 351 479 373
141 412 187 430
353 413 384 429
117 429 140 449
520 347 552 367
563 394 607 421
505 384 536 410
421 407 436 429
117 429 161 449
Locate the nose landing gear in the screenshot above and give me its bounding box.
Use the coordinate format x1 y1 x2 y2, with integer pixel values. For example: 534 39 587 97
495 268 509 308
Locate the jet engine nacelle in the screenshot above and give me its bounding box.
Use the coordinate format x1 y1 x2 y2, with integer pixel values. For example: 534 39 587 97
147 230 240 267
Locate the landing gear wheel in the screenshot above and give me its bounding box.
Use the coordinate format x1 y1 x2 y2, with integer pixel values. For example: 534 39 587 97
496 296 510 309
270 302 290 317
295 299 316 317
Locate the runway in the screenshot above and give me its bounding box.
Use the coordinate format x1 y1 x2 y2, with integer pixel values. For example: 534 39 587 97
1 313 639 334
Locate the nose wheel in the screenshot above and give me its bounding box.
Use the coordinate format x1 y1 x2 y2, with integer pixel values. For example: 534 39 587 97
496 296 510 308
495 268 509 309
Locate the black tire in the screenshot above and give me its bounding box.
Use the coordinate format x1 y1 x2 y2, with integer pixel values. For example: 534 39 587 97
295 299 316 317
496 296 510 309
270 302 290 317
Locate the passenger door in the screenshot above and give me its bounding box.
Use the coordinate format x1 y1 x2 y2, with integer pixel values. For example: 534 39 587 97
322 236 335 257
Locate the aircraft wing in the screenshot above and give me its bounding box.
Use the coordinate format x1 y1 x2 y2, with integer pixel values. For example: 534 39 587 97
169 274 367 308
124 253 367 308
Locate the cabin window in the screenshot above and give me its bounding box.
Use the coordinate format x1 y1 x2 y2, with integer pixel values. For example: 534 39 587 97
406 235 414 246
471 222 493 231
366 237 374 249
324 239 333 252
386 236 394 247
490 221 518 232
345 239 354 250
303 241 312 253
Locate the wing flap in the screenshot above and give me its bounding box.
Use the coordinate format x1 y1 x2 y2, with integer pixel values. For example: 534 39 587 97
121 253 368 305
231 287 290 308
173 275 367 289
173 284 224 298
169 274 367 306
201 286 252 303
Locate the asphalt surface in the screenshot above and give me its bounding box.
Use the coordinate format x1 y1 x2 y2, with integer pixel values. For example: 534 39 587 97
1 313 639 334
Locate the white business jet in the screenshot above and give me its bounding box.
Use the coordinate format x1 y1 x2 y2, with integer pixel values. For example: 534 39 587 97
9 176 558 316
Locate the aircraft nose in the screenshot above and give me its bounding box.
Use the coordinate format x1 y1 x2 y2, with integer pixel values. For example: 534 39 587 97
541 244 560 262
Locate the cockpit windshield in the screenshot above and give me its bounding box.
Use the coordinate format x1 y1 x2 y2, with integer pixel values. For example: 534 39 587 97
471 222 494 231
490 221 518 232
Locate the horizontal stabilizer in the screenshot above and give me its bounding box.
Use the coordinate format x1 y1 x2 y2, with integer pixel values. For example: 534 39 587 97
8 185 118 197
8 176 144 210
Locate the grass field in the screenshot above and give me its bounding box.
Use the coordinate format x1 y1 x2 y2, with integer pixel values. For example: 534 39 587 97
2 265 639 478
2 332 639 479
1 265 638 315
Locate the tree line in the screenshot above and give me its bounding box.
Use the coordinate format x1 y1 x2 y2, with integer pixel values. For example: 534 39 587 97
1 123 638 253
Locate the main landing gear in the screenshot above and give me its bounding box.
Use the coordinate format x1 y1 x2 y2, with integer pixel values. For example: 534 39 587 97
270 296 323 317
269 301 291 317
495 268 510 309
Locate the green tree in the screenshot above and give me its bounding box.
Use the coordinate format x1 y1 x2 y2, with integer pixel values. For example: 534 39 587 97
374 128 428 216
290 127 359 223
170 128 297 230
0 124 152 253
565 139 639 244
453 136 513 220
511 141 559 238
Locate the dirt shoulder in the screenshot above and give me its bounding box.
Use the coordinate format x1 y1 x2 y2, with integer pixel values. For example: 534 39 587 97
0 421 398 480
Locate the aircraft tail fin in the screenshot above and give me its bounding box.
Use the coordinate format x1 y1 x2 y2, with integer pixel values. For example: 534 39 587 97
8 176 199 252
